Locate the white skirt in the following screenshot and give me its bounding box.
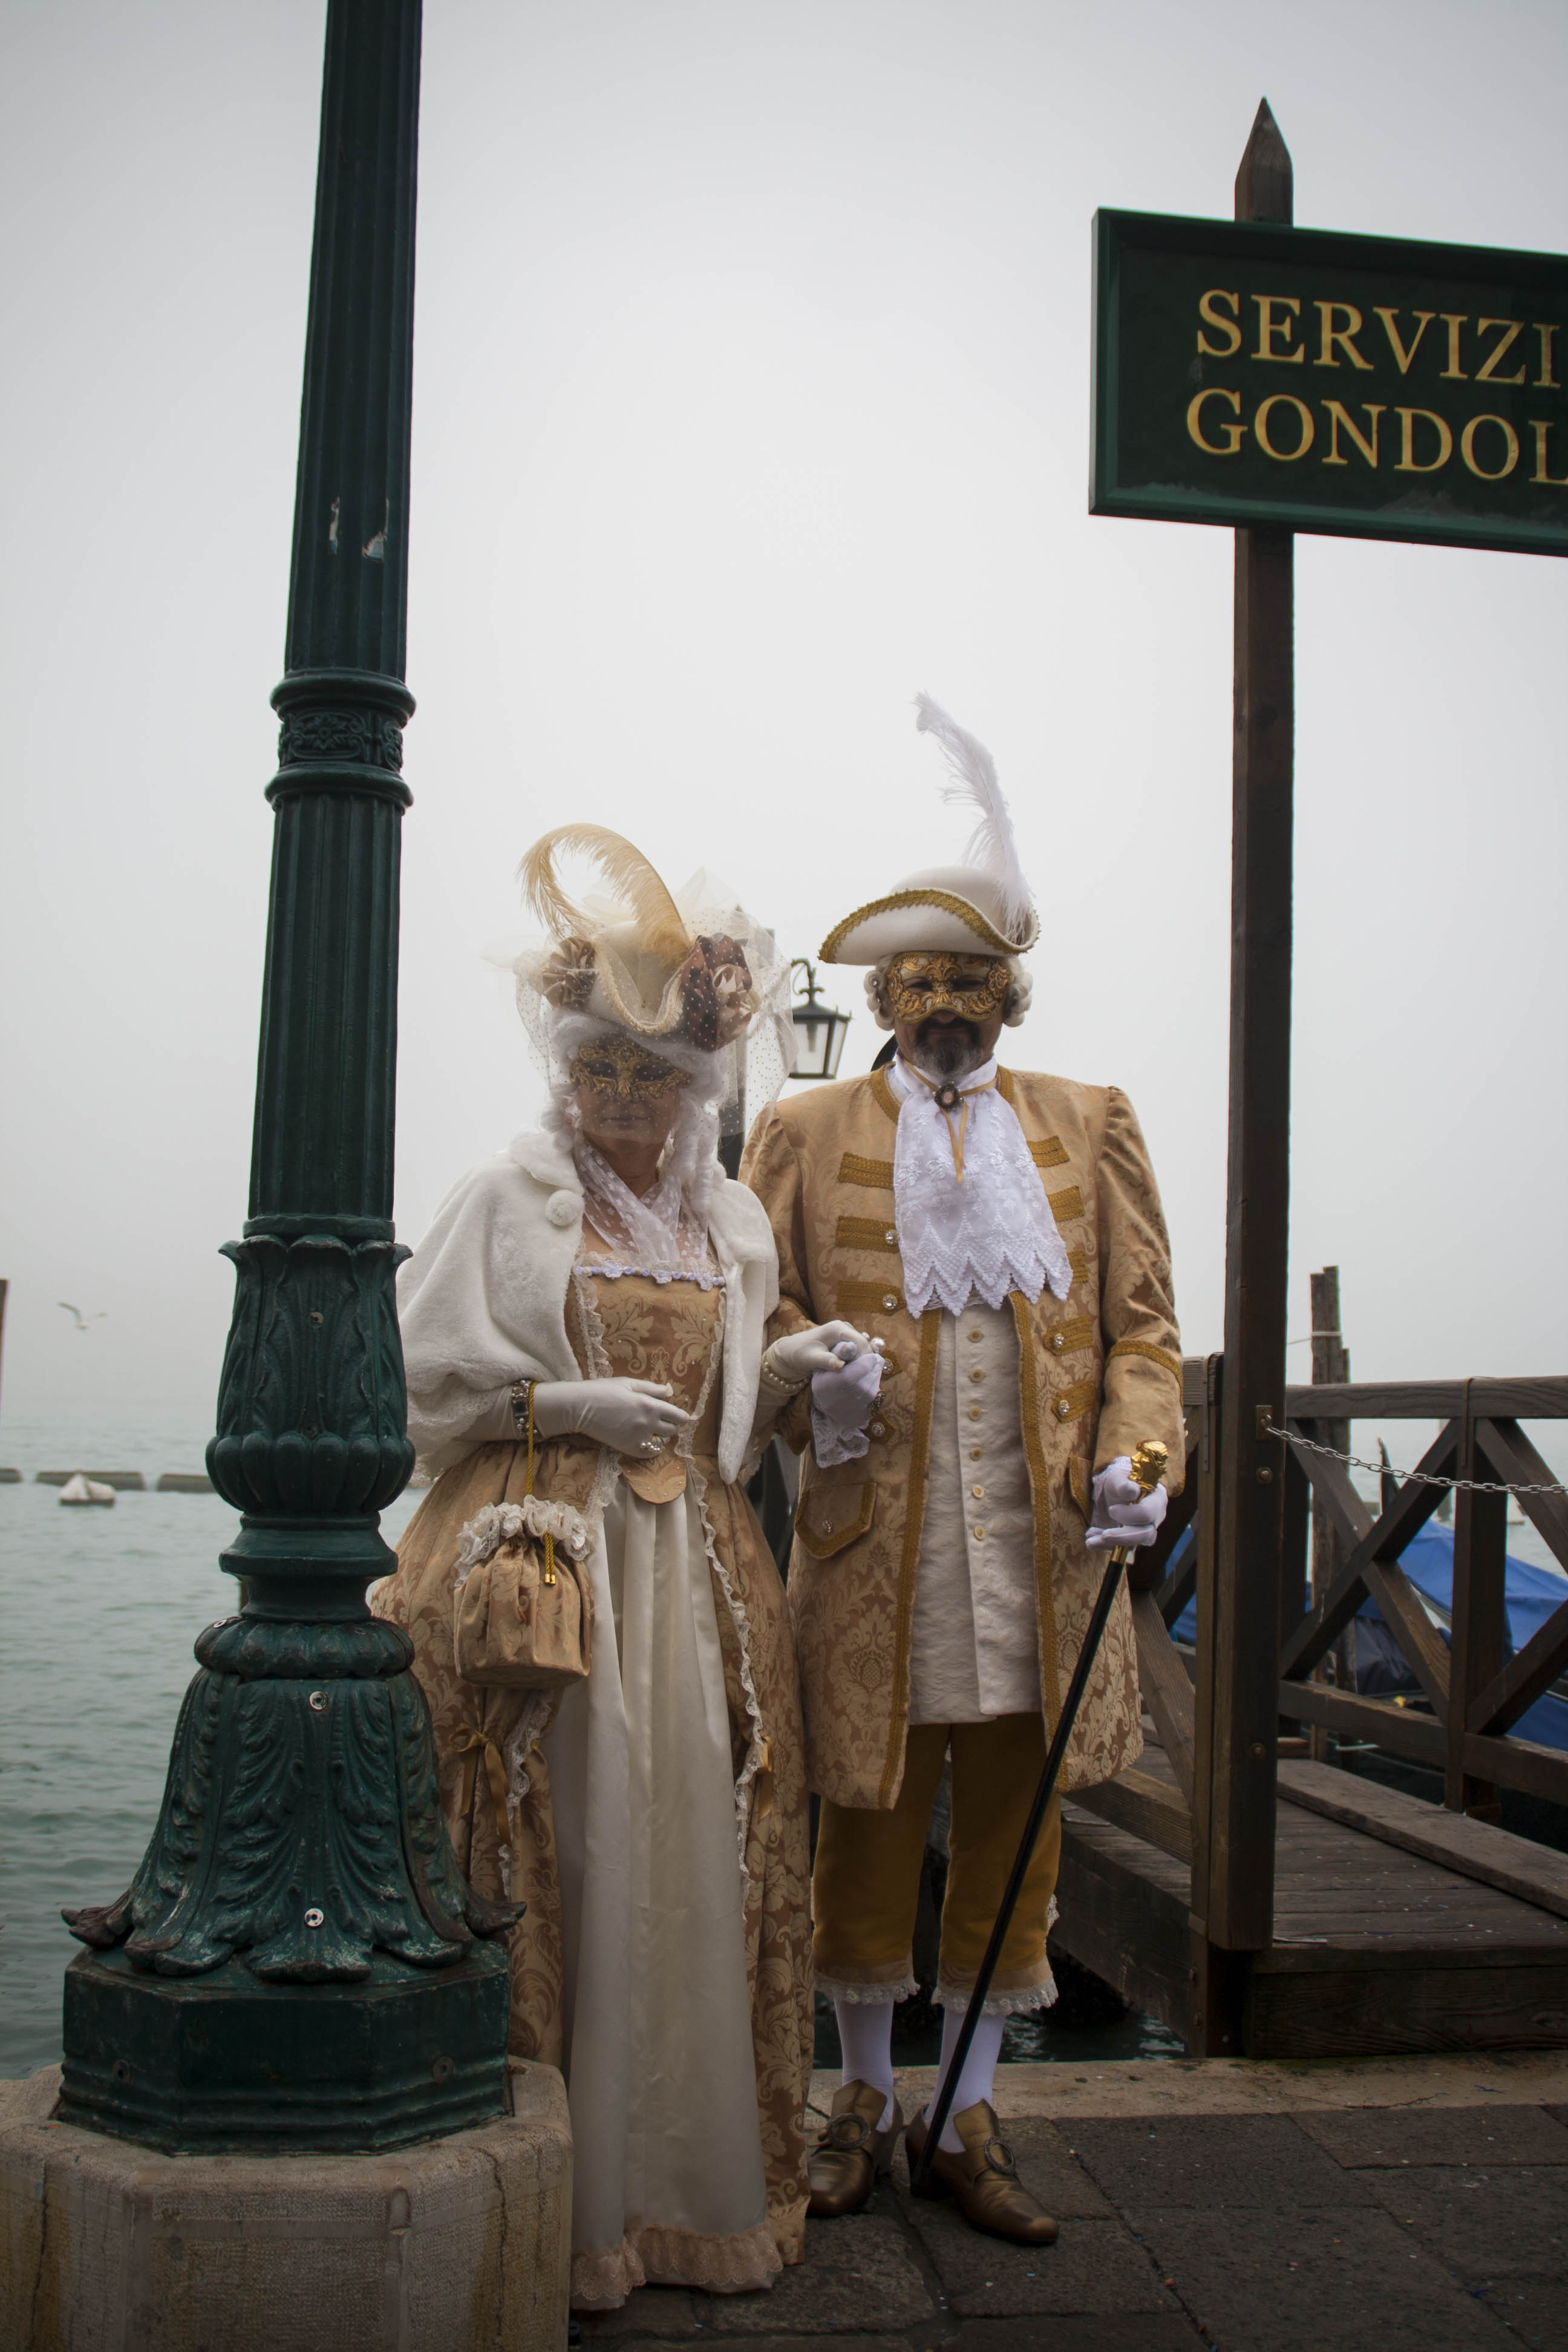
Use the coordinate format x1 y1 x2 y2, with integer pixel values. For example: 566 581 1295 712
542 1481 777 2308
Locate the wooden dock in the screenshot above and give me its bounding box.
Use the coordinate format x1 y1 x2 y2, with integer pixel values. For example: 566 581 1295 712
1050 1359 1568 2059
1060 1756 1568 2059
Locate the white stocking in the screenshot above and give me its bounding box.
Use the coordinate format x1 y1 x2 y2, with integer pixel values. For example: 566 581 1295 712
925 2006 1006 2152
834 1996 895 2130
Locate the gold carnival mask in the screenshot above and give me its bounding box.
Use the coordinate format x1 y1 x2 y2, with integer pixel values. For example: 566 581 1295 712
883 950 1011 1025
568 1034 687 1101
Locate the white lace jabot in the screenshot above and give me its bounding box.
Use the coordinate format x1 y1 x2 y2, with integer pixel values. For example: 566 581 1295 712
888 1054 1073 1316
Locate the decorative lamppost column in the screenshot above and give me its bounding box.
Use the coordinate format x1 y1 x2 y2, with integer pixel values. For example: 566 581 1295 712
56 0 517 2153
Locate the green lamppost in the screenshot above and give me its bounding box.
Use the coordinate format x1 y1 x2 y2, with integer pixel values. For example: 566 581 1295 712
56 0 517 2153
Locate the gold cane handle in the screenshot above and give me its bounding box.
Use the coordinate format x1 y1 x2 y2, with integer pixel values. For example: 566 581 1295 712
1109 1439 1169 1566
1127 1438 1169 1498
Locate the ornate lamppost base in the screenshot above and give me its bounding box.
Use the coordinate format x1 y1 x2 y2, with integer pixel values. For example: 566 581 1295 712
57 1943 512 2155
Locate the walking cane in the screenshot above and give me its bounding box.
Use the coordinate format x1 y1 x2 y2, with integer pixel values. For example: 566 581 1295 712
909 1437 1169 2194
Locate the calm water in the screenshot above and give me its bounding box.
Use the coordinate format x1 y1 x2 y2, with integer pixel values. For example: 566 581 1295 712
0 1408 424 2079
0 1406 1178 2080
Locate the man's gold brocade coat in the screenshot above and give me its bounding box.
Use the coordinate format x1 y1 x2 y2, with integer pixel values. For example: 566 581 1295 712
740 1065 1184 1813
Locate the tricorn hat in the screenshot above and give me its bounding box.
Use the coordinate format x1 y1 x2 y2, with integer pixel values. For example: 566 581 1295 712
819 696 1039 964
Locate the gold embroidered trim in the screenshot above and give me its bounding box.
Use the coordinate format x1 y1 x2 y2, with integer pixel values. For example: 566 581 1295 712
1047 1184 1085 1223
820 888 1034 962
869 1067 900 1126
1029 1137 1069 1169
1011 1291 1060 1732
881 1308 942 1809
1048 1315 1094 1356
838 1152 894 1190
1067 1247 1089 1285
835 1215 901 1255
838 1277 904 1319
1107 1338 1183 1382
1053 1377 1100 1423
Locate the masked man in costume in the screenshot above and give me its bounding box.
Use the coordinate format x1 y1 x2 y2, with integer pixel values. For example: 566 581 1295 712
740 699 1184 2245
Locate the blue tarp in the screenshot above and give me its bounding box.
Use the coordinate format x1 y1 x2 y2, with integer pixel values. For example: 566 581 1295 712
1166 1523 1568 1753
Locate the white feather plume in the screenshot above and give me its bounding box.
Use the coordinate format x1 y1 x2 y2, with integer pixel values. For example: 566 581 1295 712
914 693 1033 943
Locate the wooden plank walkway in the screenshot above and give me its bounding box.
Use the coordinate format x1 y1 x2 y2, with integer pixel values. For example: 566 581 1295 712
1056 1751 1568 2060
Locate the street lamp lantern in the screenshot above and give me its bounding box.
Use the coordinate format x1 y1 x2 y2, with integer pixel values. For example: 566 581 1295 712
789 959 851 1082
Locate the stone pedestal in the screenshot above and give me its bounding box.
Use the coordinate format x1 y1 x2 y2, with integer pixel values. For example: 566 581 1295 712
0 2060 570 2352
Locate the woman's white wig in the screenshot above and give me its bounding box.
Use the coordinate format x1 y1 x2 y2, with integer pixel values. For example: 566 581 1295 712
863 956 1032 1033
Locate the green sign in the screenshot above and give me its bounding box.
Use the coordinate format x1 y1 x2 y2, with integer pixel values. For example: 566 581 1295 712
1091 210 1568 557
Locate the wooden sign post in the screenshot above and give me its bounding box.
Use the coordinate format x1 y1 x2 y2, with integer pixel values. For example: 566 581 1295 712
1091 101 1567 1999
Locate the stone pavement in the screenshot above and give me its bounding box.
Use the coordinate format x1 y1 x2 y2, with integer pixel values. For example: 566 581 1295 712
578 2055 1568 2352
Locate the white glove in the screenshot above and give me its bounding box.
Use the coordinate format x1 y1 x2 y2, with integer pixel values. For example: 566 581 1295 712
1085 1454 1169 1552
762 1321 878 1388
531 1377 690 1454
811 1341 883 1428
803 1333 884 1468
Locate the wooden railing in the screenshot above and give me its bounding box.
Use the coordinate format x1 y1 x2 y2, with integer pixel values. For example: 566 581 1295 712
1071 1359 1568 1939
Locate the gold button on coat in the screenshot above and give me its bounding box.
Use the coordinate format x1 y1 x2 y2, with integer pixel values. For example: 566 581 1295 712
1050 1333 1065 1353
969 1368 985 1383
968 1329 981 1342
973 1526 986 1540
967 1406 981 1421
1056 1398 1071 1419
884 1229 897 1245
881 1293 898 1311
971 1484 984 1498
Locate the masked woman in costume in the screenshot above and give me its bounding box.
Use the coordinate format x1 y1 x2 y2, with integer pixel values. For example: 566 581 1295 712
376 828 874 2310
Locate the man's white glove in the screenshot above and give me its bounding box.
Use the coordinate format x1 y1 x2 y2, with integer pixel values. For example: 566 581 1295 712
531 1377 691 1454
1085 1454 1169 1552
795 1329 884 1468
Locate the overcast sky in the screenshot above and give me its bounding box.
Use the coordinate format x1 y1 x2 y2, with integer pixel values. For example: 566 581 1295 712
2 0 1565 1432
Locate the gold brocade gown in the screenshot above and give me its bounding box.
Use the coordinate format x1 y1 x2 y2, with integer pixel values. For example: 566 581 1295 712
376 1232 812 2308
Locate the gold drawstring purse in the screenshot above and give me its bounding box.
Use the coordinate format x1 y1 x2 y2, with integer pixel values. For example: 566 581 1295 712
451 1382 593 1690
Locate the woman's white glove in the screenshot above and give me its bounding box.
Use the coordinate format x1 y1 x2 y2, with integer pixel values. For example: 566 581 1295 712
763 1321 877 1388
531 1377 690 1454
1085 1455 1169 1551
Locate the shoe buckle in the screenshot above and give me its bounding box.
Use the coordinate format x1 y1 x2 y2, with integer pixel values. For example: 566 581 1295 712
825 2114 872 2151
982 2134 1019 2177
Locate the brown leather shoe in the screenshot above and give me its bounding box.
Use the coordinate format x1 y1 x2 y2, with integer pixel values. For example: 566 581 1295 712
906 2099 1059 2245
807 2079 904 2218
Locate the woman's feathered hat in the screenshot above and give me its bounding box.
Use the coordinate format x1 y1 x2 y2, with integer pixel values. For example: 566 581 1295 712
818 696 1039 964
507 825 795 1107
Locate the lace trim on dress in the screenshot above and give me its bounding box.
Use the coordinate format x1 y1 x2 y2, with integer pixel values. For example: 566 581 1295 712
578 1260 726 1290
633 2217 783 2296
575 1136 712 1279
678 1286 768 1881
570 2236 646 2311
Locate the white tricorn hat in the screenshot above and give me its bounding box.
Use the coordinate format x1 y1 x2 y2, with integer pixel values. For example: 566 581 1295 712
818 696 1040 964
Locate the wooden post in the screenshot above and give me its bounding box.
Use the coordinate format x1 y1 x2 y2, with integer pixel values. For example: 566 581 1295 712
1448 1390 1508 1820
1308 1266 1351 1757
1203 98 1295 1953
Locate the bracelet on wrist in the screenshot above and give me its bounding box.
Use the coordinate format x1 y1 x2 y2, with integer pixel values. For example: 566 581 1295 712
759 1347 809 1397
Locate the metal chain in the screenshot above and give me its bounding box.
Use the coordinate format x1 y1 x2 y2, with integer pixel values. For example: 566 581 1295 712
1262 1420 1568 1500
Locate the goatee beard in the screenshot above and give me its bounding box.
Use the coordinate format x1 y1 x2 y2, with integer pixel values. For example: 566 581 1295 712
909 1022 986 1082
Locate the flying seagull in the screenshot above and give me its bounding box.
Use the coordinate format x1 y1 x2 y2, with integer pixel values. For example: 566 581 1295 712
57 1302 106 1332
